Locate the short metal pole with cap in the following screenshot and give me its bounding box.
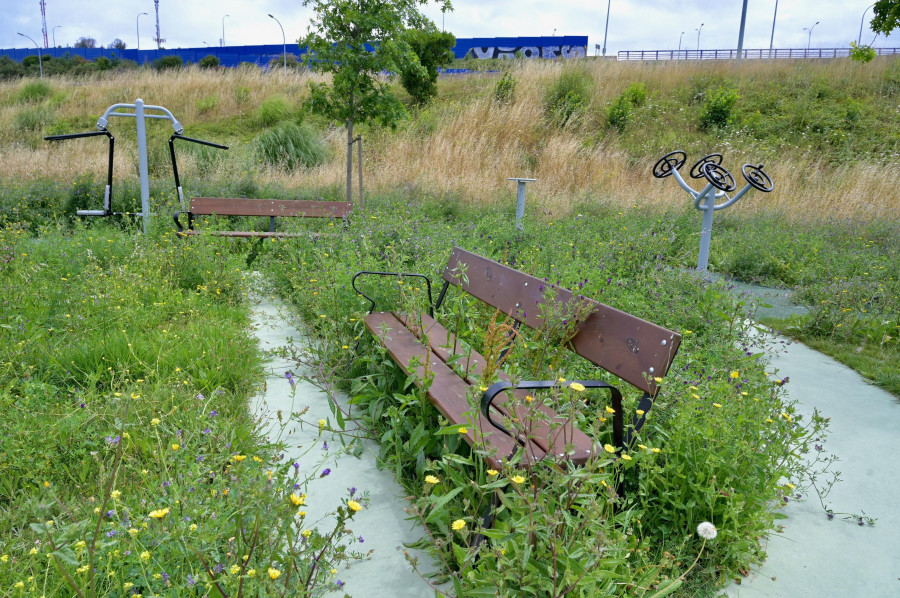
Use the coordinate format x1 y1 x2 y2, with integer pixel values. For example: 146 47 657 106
508 177 536 230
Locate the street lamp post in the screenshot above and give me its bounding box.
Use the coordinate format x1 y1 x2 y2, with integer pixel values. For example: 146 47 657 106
859 3 875 45
678 31 684 55
803 21 819 54
268 14 286 73
52 25 61 49
696 23 704 52
221 15 230 47
769 0 779 57
137 12 148 52
602 0 611 57
17 32 42 79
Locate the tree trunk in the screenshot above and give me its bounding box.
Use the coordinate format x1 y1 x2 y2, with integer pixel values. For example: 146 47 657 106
346 116 354 205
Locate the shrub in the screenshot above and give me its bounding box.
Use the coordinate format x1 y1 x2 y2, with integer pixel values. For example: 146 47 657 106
14 104 55 132
199 54 221 69
545 67 593 127
254 122 330 170
256 94 294 126
623 81 648 106
493 72 517 104
152 55 183 71
606 94 632 131
0 55 24 80
234 85 251 106
94 56 113 71
196 94 219 114
16 80 52 103
400 30 456 105
849 41 877 63
699 83 739 129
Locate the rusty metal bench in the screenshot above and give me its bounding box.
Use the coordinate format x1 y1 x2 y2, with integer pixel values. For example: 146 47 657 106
174 197 352 238
352 247 681 473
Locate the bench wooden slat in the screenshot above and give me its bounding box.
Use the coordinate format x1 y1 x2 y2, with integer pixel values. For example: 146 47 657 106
397 312 595 464
178 230 319 239
365 311 545 469
442 248 681 395
189 198 352 218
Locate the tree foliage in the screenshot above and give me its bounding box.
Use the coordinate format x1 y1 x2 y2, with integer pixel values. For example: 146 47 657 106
400 29 456 105
74 37 97 48
110 38 127 50
871 1 900 35
299 0 452 201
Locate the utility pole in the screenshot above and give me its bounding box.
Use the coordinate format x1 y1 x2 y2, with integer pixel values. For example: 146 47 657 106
154 0 165 49
40 0 49 48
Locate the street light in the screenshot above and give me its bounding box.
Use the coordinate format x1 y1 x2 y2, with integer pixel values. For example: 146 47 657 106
678 31 684 54
769 0 779 56
859 3 875 45
803 21 819 53
602 0 611 57
52 25 61 49
268 13 287 73
222 14 229 47
696 23 704 52
136 12 148 52
18 33 43 79
202 41 210 47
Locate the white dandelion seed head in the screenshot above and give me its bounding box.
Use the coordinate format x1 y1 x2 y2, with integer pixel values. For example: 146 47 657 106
697 521 718 540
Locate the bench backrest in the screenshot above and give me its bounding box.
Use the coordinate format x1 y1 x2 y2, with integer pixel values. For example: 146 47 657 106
190 197 352 218
441 247 680 396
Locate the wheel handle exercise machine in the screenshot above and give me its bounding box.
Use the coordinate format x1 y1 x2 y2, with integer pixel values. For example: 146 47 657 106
653 151 774 272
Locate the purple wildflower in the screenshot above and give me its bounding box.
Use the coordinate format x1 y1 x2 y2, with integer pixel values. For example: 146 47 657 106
293 462 300 472
336 580 345 589
80 403 86 408
162 572 169 583
320 468 331 477
322 441 329 451
187 574 196 587
105 530 116 537
349 487 356 496
202 428 211 435
209 410 218 417
213 563 225 574
358 535 364 543
105 435 120 446
285 371 296 388
197 393 205 400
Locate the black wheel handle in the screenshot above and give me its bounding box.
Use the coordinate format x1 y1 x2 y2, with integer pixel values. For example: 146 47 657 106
690 153 723 179
701 162 736 192
652 151 687 178
742 164 774 192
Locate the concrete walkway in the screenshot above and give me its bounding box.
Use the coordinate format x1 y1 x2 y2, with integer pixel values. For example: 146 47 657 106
249 295 440 598
721 329 900 595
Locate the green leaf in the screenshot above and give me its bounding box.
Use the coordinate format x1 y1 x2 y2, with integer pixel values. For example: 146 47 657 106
434 423 469 436
645 578 683 598
424 486 465 523
51 547 79 566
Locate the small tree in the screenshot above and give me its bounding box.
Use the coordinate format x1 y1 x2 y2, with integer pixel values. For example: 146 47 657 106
300 0 452 204
110 38 127 50
199 55 221 69
74 37 97 48
400 29 456 105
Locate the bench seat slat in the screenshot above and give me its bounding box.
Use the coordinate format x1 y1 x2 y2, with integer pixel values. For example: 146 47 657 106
396 312 596 464
365 311 546 469
442 248 681 395
189 198 352 218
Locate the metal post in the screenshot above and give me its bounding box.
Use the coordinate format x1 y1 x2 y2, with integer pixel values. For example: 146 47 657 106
137 12 148 53
135 99 151 233
508 178 536 231
769 0 779 57
602 0 611 57
268 14 286 73
222 15 229 47
696 189 716 271
736 0 748 65
696 23 704 51
17 33 43 79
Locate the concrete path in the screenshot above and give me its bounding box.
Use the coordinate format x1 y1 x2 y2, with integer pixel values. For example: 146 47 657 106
723 327 900 597
249 295 440 598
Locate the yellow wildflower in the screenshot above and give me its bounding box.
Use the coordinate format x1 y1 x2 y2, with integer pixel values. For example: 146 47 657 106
638 444 647 450
140 551 150 560
605 406 615 414
29 548 38 555
318 418 327 428
604 444 615 454
148 508 170 519
621 454 632 461
128 528 139 537
110 490 121 499
77 565 89 574
189 523 198 532
425 475 440 485
290 493 306 506
486 469 499 477
347 500 362 512
248 568 256 577
451 519 466 531
150 418 160 426
713 403 722 408
458 427 468 435
302 529 313 538
14 582 24 589
636 409 645 416
511 475 526 484
233 455 246 462
268 567 281 580
230 564 241 575
0 554 7 562
730 371 740 379
651 448 661 453
171 444 179 451
569 382 586 392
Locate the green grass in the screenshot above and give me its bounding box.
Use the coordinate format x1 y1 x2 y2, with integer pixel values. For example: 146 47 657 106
0 223 366 596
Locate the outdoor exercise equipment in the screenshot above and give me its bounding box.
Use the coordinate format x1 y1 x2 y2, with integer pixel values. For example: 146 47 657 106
653 151 774 272
45 98 227 233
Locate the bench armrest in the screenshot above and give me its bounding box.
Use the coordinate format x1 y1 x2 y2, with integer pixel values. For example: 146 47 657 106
351 270 434 316
481 380 624 451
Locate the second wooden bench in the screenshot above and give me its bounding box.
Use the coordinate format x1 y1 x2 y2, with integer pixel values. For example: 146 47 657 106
174 197 352 238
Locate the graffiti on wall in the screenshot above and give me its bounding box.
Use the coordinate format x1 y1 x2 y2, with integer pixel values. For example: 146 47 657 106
464 45 586 60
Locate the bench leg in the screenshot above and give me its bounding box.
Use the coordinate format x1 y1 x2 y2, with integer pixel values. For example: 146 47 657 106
473 489 504 548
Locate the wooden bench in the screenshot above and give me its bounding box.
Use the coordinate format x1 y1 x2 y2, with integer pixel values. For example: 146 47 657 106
352 248 681 474
174 197 352 238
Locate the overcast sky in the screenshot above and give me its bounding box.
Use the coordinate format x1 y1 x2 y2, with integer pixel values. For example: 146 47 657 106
1 1 895 54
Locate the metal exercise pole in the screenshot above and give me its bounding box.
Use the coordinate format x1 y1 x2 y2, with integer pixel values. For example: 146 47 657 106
508 177 536 230
135 99 150 232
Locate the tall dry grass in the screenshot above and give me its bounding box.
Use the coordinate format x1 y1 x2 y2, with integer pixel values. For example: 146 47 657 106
0 59 897 221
